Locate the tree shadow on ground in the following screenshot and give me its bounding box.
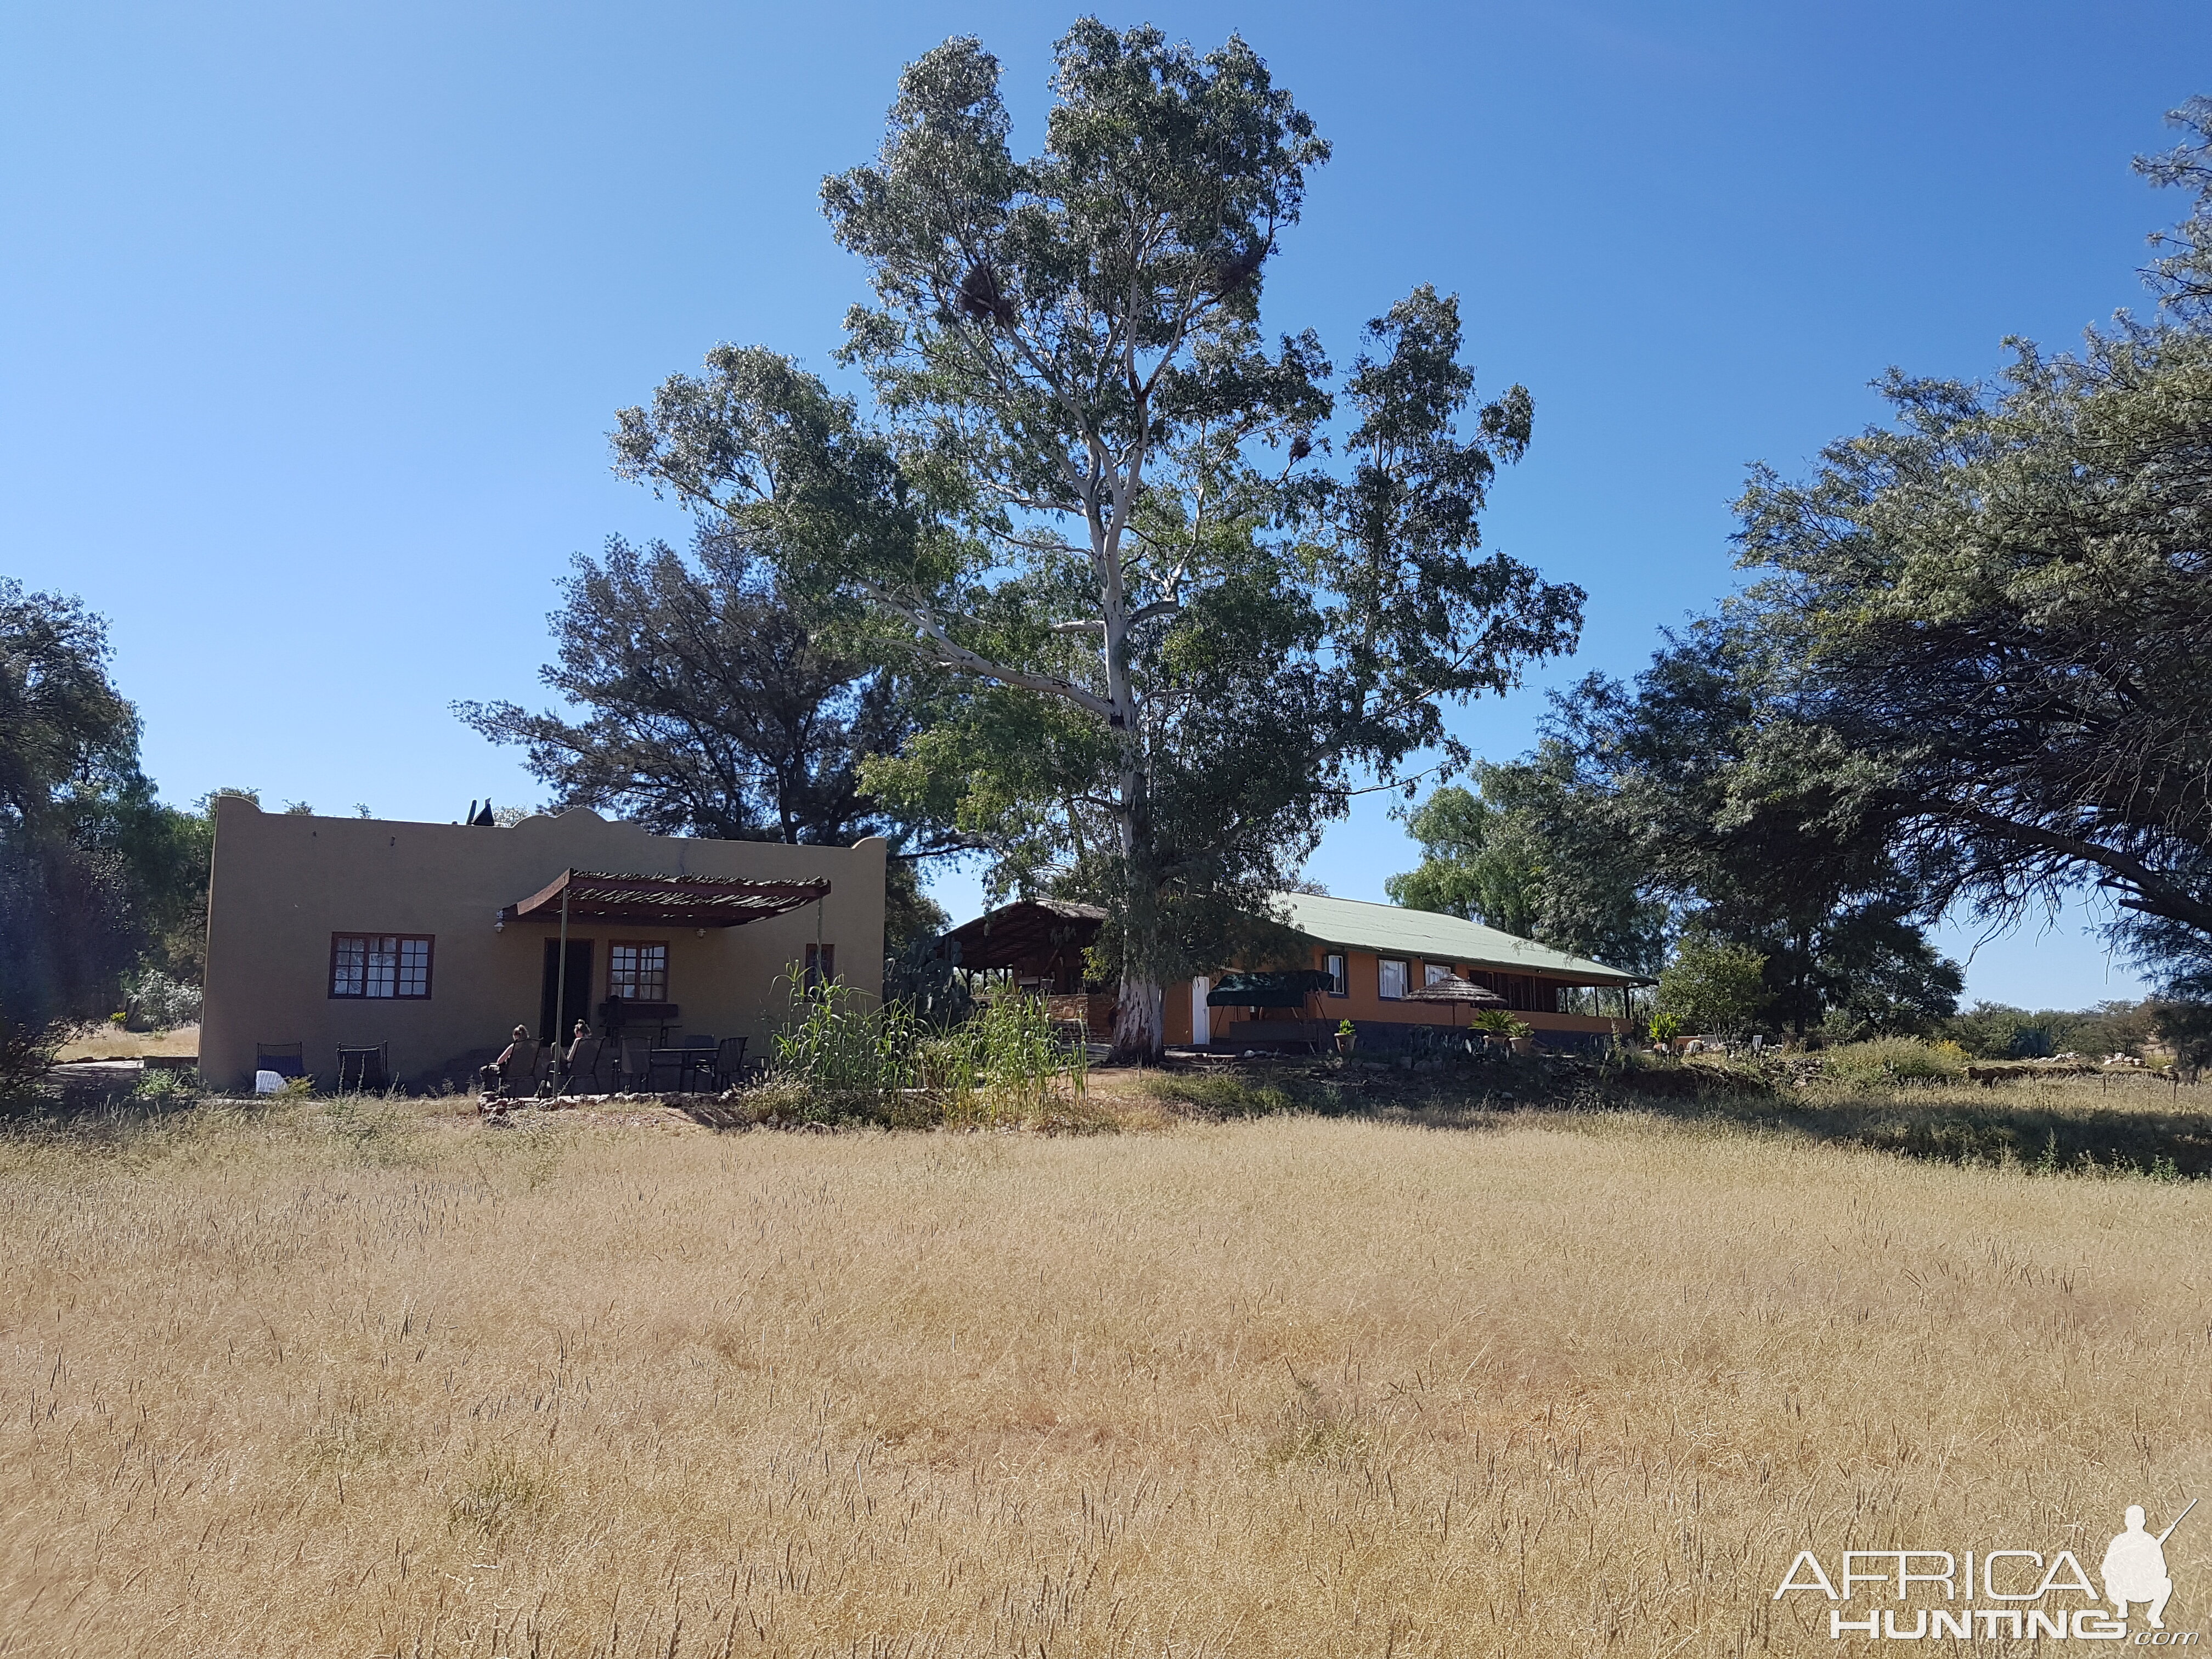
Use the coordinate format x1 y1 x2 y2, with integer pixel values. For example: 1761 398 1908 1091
1388 1057 2212 1178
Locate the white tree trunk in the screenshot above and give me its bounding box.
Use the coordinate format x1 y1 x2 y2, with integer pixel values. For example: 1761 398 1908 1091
1112 974 1163 1060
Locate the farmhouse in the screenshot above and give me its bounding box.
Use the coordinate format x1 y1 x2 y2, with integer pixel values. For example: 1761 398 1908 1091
943 890 1651 1051
199 794 885 1091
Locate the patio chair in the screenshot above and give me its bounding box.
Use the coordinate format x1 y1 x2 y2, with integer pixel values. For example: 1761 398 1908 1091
335 1042 389 1092
712 1036 749 1089
255 1041 304 1079
616 1036 651 1092
559 1034 604 1095
681 1034 719 1089
486 1038 543 1099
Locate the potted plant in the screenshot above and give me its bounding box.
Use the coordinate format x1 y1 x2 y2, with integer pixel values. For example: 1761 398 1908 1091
1334 1019 1357 1057
1469 1008 1514 1049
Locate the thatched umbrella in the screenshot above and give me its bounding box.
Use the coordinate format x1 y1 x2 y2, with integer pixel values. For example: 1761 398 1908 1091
1400 973 1508 1039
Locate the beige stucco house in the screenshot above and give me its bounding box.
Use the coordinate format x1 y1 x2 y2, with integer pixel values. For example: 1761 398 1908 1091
200 795 885 1091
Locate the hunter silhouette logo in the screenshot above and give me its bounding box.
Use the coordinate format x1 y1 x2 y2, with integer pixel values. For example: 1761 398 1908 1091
1775 1499 2198 1642
2106 1500 2194 1629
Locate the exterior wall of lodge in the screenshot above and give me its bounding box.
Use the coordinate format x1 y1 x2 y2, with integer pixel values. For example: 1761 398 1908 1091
1158 944 1632 1047
200 796 885 1091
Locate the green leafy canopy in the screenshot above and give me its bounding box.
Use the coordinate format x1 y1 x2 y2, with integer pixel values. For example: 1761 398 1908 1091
611 24 1583 1051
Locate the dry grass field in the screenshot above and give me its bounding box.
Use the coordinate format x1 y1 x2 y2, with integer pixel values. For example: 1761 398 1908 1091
50 1024 199 1064
2 1088 2208 1657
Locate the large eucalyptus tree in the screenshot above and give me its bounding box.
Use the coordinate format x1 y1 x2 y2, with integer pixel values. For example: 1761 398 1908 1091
614 24 1581 1054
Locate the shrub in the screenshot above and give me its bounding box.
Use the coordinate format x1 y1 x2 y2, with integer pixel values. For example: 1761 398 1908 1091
954 991 1088 1123
132 1066 198 1102
772 976 924 1095
2152 999 2212 1074
1656 934 1770 1037
1470 1008 1532 1040
1950 1000 2157 1059
1822 1036 1967 1088
123 969 202 1031
0 1018 55 1105
767 973 1086 1126
1142 1072 1302 1118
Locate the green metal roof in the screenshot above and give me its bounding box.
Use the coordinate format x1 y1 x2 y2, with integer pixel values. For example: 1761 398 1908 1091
1268 892 1652 986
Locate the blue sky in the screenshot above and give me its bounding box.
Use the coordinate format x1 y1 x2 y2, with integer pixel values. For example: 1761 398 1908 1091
5 0 2202 1008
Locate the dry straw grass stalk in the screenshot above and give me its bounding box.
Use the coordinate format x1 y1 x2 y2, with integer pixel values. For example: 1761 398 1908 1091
0 1098 2204 1655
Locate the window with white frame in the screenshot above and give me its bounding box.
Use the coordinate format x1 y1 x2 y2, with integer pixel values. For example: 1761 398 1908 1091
1324 953 1347 996
1378 957 1408 1000
1425 962 1453 986
330 934 433 999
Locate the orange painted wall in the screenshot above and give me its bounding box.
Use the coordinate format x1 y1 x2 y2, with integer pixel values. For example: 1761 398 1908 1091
1164 944 1630 1047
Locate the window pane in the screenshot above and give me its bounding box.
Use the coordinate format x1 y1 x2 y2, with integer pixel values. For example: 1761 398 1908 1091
1425 962 1451 986
1378 958 1406 1000
1325 953 1346 995
365 936 398 998
611 944 667 1001
331 937 365 997
331 933 431 998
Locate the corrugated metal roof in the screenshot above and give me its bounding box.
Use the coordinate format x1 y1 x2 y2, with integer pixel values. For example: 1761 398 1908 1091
1268 892 1651 985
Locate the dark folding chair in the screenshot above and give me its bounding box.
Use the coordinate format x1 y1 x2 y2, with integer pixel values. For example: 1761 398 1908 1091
493 1038 544 1099
682 1034 719 1090
616 1036 651 1091
255 1041 304 1079
713 1036 749 1089
335 1042 389 1092
560 1034 604 1095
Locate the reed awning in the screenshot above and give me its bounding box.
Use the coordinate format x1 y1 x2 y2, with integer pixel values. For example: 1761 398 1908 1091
500 868 830 929
1400 973 1508 1008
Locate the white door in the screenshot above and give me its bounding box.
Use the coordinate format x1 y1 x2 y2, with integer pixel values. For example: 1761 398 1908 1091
1192 977 1210 1047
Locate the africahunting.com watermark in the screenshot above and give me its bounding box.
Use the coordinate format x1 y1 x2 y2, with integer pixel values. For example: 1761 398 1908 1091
1775 1500 2198 1643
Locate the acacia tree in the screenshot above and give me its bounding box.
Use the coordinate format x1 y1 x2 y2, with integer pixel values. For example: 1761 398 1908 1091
455 529 938 844
614 25 1582 1055
1542 625 1963 1037
455 529 960 947
0 582 144 1048
1386 754 1668 976
1729 97 2212 999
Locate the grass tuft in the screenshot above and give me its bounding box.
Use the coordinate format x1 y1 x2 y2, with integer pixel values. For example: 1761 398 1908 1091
4 1069 2210 1651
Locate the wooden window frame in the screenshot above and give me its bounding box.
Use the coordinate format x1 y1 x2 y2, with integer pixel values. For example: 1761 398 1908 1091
1377 957 1409 1001
607 940 670 1003
328 933 435 1000
1324 952 1348 997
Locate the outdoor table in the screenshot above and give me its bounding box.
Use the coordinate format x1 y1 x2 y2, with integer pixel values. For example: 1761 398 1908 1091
647 1047 715 1092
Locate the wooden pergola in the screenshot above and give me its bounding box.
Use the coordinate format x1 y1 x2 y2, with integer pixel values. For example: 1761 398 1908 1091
499 868 831 929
